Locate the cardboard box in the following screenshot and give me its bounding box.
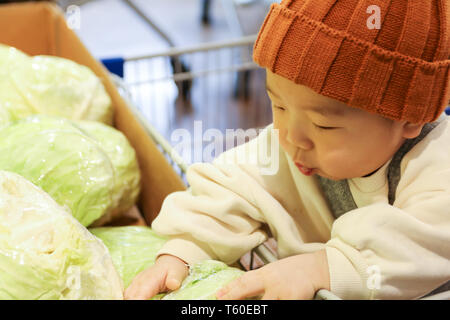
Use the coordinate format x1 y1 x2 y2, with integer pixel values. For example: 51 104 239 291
0 1 187 225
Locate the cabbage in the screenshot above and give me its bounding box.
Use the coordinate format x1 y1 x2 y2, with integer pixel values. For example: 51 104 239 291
0 170 123 300
0 115 140 226
0 44 29 67
75 121 141 226
0 105 11 128
90 226 168 288
0 44 113 126
158 260 244 300
89 227 244 299
0 116 116 226
0 45 33 127
0 116 115 226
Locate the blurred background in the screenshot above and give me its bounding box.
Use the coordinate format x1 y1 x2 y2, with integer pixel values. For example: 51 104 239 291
61 0 275 165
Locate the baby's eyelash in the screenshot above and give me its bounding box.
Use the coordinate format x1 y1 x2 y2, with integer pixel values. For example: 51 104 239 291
273 105 286 111
314 124 338 130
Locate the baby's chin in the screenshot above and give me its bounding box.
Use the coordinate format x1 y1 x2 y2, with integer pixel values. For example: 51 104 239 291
313 169 341 181
315 167 379 181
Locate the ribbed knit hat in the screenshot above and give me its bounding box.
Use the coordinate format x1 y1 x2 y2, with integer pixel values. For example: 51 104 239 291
253 0 450 124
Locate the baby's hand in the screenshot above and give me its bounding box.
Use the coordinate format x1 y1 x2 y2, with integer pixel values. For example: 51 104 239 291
124 254 189 300
216 250 330 300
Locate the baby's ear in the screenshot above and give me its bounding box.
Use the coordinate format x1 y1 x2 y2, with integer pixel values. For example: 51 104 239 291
401 122 425 139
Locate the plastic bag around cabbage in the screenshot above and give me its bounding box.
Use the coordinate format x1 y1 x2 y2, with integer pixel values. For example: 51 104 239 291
0 45 34 128
90 226 244 299
89 226 168 288
0 170 123 300
0 115 141 227
0 44 113 127
74 121 141 226
156 260 245 300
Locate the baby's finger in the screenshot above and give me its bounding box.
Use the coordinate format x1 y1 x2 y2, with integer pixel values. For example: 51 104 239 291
216 271 263 300
131 277 163 300
124 269 148 299
124 277 142 299
125 268 166 300
165 264 188 291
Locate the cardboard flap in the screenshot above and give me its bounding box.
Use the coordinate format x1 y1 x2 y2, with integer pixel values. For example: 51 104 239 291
0 2 57 55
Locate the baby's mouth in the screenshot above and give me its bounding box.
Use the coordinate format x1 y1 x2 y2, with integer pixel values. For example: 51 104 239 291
295 162 315 176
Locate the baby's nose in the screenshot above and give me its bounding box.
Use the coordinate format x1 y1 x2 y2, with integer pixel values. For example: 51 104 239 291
286 128 313 151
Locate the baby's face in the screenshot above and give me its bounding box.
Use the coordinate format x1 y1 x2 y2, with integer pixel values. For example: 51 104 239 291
266 70 412 180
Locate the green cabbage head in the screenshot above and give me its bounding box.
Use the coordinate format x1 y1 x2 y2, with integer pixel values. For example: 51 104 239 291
157 260 244 300
74 121 141 226
0 170 123 300
0 45 32 127
90 226 168 288
90 227 244 299
0 115 140 227
0 44 113 126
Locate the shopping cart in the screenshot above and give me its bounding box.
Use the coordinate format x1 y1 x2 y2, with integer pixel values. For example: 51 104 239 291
104 35 272 174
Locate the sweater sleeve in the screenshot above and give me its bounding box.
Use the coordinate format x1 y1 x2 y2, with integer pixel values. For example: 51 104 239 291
325 120 450 300
151 126 279 265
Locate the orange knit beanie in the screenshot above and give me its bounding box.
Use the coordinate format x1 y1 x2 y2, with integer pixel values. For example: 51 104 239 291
253 0 450 124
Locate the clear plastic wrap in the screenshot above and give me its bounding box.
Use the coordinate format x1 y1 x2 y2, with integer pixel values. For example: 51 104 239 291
0 115 140 226
0 44 113 126
90 227 244 300
90 226 167 288
74 121 141 226
0 170 123 300
158 260 244 300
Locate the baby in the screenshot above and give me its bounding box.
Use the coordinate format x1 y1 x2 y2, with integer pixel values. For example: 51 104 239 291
125 0 450 300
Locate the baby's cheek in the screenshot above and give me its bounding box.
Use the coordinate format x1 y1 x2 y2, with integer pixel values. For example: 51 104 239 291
323 149 377 179
318 149 357 178
277 129 294 155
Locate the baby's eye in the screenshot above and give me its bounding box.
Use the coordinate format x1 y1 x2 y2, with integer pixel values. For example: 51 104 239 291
314 124 339 130
273 105 286 111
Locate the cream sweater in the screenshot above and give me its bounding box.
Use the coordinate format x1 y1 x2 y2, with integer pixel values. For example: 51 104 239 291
152 118 450 300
